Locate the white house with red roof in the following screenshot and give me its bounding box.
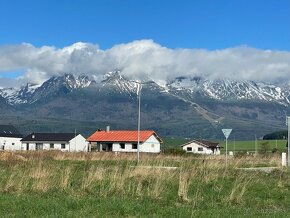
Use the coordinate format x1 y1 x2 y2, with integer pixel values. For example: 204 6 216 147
87 128 162 153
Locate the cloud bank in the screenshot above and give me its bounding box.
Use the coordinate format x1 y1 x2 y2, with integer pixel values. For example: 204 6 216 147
0 40 289 87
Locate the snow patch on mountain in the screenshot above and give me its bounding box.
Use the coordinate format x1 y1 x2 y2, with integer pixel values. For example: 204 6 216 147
1 72 290 106
168 76 290 106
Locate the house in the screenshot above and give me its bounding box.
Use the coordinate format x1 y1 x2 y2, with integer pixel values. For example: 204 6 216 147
87 128 163 153
21 133 88 152
181 140 221 155
0 125 23 151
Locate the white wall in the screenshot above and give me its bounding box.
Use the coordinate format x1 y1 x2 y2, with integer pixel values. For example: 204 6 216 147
182 142 213 155
21 142 69 151
0 137 22 151
214 148 221 155
140 135 161 153
111 135 161 153
68 134 88 152
21 134 89 152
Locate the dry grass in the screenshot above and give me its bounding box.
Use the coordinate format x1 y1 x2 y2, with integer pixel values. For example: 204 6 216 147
0 150 288 210
0 150 282 168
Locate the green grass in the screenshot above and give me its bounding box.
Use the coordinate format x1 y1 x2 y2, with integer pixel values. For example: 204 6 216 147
162 137 288 153
1 192 290 217
0 152 290 217
220 139 287 153
162 137 190 148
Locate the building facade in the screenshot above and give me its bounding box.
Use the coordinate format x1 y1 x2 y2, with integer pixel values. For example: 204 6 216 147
0 125 22 151
87 129 162 153
21 133 88 152
181 140 221 155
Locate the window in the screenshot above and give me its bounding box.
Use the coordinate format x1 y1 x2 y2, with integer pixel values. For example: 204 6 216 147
187 147 192 152
132 143 137 149
61 144 66 149
151 144 154 148
36 143 43 150
198 147 203 151
12 143 15 145
120 143 125 149
50 143 54 149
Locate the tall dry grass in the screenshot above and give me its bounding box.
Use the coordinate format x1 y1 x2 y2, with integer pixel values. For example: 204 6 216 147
0 150 287 208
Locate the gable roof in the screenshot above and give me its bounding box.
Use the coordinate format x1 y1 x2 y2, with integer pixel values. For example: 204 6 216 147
0 125 22 138
21 133 78 142
181 140 220 148
87 130 163 143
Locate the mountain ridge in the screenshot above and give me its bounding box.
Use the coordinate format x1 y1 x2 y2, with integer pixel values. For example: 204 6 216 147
0 72 288 139
2 72 290 106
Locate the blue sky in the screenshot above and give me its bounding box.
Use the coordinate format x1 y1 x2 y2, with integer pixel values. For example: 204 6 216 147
0 0 290 87
0 0 289 50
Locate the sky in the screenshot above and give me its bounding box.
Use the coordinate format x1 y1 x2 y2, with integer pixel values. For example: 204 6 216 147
0 0 289 87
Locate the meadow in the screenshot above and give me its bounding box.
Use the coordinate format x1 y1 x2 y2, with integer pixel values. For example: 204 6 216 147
0 151 290 217
163 137 288 154
220 139 287 153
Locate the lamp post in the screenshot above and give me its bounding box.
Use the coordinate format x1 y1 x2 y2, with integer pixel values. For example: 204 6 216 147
137 82 141 163
287 116 290 167
131 80 154 163
255 134 257 156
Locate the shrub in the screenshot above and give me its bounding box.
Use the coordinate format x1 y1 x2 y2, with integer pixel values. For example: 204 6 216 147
162 148 186 155
271 147 279 153
259 141 270 154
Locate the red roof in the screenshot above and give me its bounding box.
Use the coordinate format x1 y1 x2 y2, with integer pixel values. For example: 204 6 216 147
87 130 162 143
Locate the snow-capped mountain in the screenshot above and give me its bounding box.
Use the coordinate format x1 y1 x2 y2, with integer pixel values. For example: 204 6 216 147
0 83 40 104
0 74 95 105
0 71 289 139
168 76 290 106
1 72 290 106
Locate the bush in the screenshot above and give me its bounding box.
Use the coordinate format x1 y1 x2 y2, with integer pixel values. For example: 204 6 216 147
234 151 248 158
259 141 270 154
162 148 186 155
271 147 279 153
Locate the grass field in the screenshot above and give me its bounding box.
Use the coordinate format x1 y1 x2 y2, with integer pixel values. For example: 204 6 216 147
220 139 288 154
162 138 288 153
0 151 290 217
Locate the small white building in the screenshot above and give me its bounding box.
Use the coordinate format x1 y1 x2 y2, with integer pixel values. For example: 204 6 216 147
21 133 88 152
87 129 162 153
0 125 22 151
181 140 221 155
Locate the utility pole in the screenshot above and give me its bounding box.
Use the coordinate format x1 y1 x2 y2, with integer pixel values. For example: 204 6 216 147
137 83 141 163
234 135 236 155
74 129 77 152
287 116 290 167
255 134 257 156
131 80 154 163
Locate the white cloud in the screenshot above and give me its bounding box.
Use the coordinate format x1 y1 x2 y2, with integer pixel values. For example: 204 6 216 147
0 40 289 87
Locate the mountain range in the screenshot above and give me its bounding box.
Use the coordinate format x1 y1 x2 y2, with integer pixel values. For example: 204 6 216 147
0 71 289 140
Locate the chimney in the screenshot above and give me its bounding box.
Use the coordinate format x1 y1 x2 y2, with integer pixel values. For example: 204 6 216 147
31 132 35 139
106 126 110 132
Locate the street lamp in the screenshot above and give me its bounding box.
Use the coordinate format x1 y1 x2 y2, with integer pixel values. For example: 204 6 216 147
286 116 290 167
131 80 154 163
